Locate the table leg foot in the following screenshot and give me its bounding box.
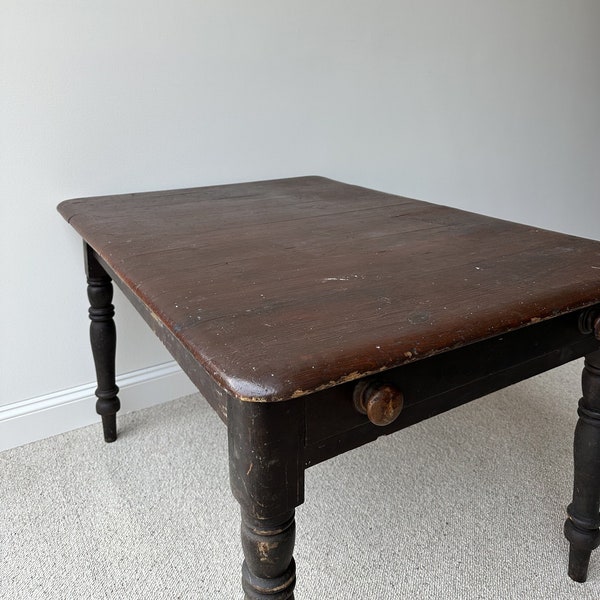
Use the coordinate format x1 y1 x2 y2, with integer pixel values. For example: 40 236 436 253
85 244 120 443
241 510 296 600
566 545 592 583
98 411 118 444
565 351 600 582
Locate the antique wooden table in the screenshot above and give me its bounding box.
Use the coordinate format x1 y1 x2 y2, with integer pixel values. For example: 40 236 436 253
58 176 600 598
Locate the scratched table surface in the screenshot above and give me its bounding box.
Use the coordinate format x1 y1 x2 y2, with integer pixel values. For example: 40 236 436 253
58 176 600 402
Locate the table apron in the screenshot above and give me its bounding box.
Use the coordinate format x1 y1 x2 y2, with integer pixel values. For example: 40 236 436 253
304 308 600 467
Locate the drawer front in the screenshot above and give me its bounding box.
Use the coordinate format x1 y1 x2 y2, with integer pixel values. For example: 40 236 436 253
304 308 600 467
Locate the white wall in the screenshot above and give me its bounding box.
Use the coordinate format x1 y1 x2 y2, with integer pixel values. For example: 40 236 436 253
1 2 599 438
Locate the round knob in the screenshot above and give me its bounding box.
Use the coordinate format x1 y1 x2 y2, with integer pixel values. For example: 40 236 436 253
353 381 404 426
578 309 600 339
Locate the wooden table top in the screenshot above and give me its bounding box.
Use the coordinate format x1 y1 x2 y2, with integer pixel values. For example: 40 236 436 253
58 176 600 402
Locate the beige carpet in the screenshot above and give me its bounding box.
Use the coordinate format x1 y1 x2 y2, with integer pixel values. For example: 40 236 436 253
2 360 600 599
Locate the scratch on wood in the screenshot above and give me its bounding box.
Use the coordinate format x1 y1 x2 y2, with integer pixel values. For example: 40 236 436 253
321 274 365 282
149 311 164 327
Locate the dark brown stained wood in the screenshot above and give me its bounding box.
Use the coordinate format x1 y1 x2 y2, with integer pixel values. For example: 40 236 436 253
58 176 600 402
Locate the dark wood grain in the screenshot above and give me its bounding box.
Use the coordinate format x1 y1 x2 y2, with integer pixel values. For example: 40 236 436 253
58 177 600 402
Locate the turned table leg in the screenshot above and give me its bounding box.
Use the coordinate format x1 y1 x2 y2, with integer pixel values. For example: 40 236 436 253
228 396 305 599
85 244 121 443
241 510 296 599
565 350 600 582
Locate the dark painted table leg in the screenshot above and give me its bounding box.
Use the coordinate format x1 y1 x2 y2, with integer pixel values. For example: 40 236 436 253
228 395 305 599
241 510 296 599
84 244 121 443
565 350 600 582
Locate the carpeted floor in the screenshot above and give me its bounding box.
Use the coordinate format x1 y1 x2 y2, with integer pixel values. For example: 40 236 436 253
2 360 600 599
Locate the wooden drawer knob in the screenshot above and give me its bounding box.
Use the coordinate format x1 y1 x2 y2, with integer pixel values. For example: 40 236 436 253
353 381 404 426
579 309 600 340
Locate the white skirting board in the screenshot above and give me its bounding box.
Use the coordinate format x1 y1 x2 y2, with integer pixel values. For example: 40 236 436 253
0 362 197 452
